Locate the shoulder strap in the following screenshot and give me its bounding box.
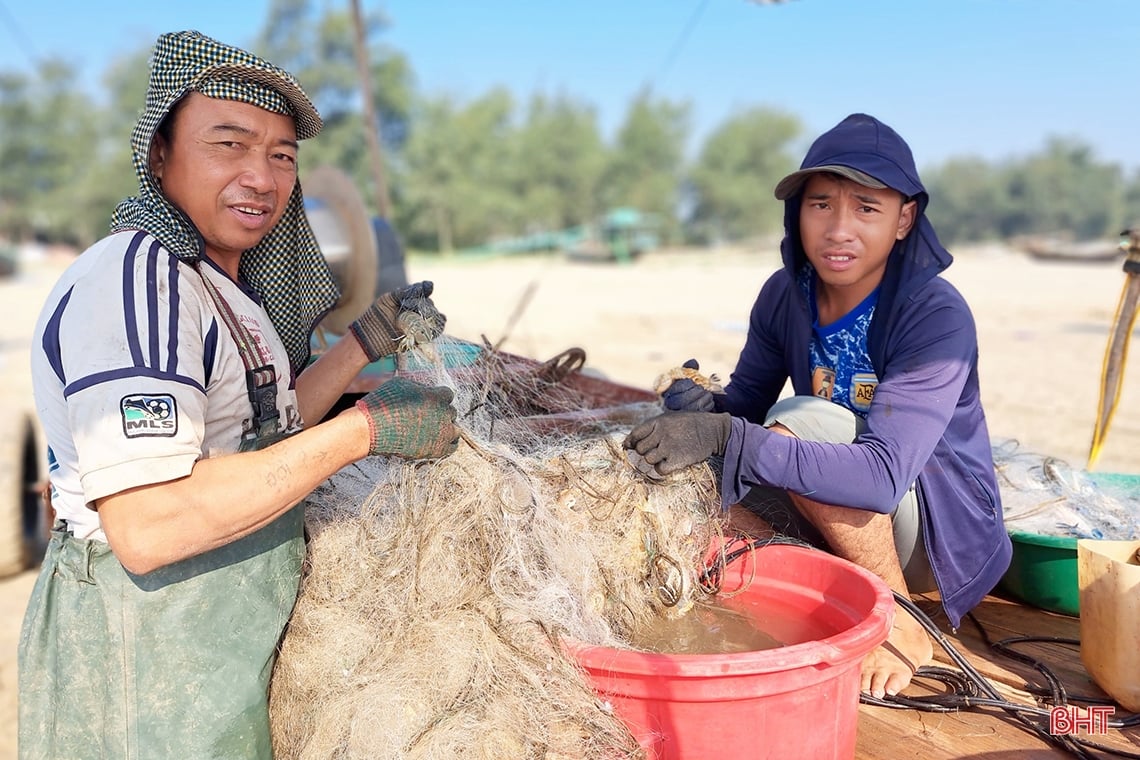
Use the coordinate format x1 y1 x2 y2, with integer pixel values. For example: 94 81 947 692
193 262 281 443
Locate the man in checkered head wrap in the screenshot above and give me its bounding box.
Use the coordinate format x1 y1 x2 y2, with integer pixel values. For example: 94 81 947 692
112 29 336 372
20 30 458 759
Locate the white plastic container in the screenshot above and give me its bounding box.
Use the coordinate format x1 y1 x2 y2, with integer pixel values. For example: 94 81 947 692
1078 539 1140 712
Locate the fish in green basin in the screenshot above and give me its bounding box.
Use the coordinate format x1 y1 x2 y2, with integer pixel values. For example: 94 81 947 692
992 441 1139 540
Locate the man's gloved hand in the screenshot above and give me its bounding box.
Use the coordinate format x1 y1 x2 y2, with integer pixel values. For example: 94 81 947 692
349 281 447 362
355 377 459 459
661 359 721 412
622 411 731 476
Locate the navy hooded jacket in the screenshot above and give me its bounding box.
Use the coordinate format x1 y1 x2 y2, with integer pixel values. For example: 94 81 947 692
717 114 1011 628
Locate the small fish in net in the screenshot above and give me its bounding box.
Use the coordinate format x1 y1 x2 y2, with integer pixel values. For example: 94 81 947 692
993 438 1139 540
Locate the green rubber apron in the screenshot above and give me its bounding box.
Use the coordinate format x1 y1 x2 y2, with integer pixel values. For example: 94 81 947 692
20 263 306 759
18 506 304 759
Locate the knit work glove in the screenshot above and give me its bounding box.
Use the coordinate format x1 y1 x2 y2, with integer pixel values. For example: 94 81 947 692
349 281 446 362
623 411 731 476
658 359 724 412
355 377 459 459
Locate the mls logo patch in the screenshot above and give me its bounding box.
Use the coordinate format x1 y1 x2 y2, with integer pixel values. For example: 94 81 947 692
121 394 178 438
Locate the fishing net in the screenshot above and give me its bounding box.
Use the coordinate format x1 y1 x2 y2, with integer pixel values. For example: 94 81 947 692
992 438 1140 540
268 337 726 759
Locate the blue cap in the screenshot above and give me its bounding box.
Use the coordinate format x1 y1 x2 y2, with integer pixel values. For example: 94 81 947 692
774 114 923 200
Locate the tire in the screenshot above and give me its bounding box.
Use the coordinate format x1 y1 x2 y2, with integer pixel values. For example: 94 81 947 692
305 166 380 335
0 409 47 578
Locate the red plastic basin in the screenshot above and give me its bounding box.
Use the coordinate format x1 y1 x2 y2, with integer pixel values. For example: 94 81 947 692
567 542 894 759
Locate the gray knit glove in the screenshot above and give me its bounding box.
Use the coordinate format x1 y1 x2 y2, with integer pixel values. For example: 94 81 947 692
623 411 731 476
355 377 459 459
349 281 446 362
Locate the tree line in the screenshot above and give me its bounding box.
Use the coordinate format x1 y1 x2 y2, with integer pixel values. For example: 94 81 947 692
3 0 1140 254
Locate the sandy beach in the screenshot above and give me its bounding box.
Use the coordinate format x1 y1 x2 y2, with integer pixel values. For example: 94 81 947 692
1 242 1137 756
412 243 1139 475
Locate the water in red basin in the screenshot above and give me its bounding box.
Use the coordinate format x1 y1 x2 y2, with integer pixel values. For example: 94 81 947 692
568 541 895 759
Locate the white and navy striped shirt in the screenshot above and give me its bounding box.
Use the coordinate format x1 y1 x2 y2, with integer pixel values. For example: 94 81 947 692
31 230 301 540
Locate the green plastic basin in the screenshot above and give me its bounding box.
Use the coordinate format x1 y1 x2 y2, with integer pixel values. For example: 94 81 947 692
997 529 1080 616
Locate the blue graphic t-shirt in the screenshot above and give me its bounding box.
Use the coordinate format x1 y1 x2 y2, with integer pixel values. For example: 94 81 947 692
797 265 879 417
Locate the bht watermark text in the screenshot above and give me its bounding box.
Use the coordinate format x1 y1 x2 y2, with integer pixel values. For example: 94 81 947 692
1050 705 1115 735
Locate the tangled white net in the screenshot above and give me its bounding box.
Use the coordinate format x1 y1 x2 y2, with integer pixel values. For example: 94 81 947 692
268 339 726 759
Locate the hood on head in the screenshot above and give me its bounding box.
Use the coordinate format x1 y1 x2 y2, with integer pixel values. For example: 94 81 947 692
129 29 323 203
775 113 926 211
775 113 952 315
110 30 338 375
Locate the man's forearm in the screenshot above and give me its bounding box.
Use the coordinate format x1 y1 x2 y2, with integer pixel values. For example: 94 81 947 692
97 410 369 574
294 333 370 426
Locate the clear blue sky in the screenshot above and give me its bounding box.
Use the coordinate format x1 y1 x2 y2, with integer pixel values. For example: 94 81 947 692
2 0 1139 172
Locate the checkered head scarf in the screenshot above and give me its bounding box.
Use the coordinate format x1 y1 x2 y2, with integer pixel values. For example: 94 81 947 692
110 29 339 374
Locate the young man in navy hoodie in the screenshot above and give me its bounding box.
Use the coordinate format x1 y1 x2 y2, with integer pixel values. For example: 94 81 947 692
625 113 1010 699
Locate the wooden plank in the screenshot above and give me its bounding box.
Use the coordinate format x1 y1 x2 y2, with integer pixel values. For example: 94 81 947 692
854 592 1140 758
856 704 1071 758
913 593 1095 695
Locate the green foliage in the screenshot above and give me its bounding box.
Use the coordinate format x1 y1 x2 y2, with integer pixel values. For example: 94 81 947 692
1123 169 1140 232
1003 138 1124 241
2 2 1138 253
924 157 1013 244
398 90 516 252
925 138 1130 245
0 71 37 240
74 47 154 242
687 107 802 242
255 0 413 212
508 93 607 232
0 60 105 245
600 89 690 240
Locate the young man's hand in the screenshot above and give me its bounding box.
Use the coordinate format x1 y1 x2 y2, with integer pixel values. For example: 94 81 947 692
663 378 716 412
623 412 731 475
349 281 447 361
355 377 459 459
660 359 722 412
